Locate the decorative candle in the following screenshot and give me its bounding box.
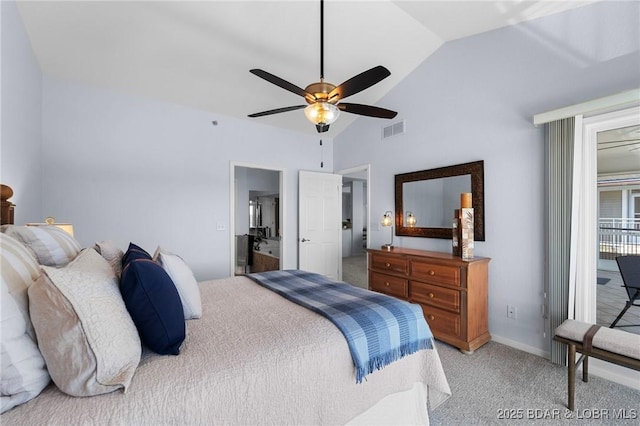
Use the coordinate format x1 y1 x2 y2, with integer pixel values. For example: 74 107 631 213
461 192 472 208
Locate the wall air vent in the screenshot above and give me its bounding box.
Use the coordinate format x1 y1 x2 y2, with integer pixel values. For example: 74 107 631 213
382 120 405 140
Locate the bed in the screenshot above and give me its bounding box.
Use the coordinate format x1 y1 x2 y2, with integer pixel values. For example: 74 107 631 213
1 187 451 425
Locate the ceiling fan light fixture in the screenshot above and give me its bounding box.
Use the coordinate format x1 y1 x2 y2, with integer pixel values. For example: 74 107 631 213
304 102 340 129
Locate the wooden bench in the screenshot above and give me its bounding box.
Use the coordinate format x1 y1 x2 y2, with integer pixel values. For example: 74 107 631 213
553 319 640 411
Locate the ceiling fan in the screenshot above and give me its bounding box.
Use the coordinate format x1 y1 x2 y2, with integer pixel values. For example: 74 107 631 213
248 0 398 133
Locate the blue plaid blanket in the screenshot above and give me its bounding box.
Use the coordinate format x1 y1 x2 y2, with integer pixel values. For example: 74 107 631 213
247 269 434 383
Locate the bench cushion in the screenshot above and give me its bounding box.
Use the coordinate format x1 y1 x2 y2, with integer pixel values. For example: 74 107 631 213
555 319 640 361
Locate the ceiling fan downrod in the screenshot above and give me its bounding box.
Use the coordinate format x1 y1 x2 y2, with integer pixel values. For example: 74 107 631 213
320 0 324 81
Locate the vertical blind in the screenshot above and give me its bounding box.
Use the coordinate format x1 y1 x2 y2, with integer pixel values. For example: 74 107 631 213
546 117 575 365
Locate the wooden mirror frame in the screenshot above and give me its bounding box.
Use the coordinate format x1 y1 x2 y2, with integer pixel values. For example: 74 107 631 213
394 160 485 240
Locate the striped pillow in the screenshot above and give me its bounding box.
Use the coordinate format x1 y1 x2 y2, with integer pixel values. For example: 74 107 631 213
1 225 81 267
0 233 50 413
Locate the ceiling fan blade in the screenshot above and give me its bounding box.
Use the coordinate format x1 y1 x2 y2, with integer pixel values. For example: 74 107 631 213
328 66 391 101
250 69 314 100
248 105 307 118
338 103 397 119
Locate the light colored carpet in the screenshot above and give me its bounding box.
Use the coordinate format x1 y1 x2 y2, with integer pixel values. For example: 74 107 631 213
342 254 368 289
429 341 640 425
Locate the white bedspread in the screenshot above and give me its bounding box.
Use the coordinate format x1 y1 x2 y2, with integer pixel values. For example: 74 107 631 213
2 276 451 425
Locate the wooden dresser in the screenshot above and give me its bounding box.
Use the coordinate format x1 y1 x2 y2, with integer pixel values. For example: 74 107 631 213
368 247 491 353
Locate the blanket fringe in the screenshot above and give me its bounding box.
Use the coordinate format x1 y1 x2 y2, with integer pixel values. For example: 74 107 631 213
356 338 435 383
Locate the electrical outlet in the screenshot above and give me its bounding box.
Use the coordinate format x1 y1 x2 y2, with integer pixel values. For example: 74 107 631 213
216 222 226 231
507 305 517 319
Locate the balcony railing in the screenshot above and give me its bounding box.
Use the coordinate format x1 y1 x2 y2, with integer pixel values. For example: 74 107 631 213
599 218 640 259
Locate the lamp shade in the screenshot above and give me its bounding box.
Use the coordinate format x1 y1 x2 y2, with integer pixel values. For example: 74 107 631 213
406 211 417 227
27 217 74 237
381 211 393 227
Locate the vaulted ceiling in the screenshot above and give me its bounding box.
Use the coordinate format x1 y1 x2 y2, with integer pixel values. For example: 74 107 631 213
17 0 595 136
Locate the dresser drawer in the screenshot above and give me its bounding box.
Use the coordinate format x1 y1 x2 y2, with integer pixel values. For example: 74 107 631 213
370 272 408 299
419 305 461 338
370 253 408 275
410 281 460 313
410 261 461 287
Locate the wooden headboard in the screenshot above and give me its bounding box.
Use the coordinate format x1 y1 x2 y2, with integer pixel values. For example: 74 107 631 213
1 184 15 225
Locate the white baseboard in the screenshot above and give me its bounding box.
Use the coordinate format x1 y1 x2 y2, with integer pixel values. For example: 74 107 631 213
583 359 640 391
491 335 640 391
490 335 550 359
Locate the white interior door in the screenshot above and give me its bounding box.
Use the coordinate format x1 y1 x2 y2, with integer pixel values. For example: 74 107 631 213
299 170 342 280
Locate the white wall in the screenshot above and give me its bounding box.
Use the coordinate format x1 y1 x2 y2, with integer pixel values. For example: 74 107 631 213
334 1 640 355
40 75 332 280
0 0 42 222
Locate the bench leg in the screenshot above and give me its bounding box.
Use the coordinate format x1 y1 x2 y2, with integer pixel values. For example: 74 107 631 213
582 355 589 383
568 344 576 411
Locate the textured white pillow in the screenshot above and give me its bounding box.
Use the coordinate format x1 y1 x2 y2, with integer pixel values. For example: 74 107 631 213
1 225 81 267
28 248 141 397
154 246 202 319
0 233 50 413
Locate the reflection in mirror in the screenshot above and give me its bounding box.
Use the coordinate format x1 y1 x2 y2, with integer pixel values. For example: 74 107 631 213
249 199 260 228
403 175 471 228
395 160 485 240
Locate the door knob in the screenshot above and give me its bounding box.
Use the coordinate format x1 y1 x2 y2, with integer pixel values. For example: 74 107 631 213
301 238 311 242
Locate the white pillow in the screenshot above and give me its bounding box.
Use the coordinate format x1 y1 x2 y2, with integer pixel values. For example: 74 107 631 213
154 246 202 319
0 233 50 413
1 225 81 267
28 248 141 397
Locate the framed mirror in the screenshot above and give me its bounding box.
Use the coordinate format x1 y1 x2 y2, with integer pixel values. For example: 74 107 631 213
395 160 485 240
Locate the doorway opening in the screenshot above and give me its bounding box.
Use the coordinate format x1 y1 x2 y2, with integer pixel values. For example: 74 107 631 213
230 163 285 276
595 119 640 335
338 165 370 289
576 105 640 390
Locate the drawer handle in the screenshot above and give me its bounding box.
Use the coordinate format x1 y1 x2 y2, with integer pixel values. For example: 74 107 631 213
429 270 435 276
428 314 435 321
428 292 435 298
385 282 390 287
385 262 391 268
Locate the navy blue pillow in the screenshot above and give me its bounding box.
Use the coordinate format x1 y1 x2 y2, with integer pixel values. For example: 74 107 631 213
120 258 185 355
122 242 152 268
